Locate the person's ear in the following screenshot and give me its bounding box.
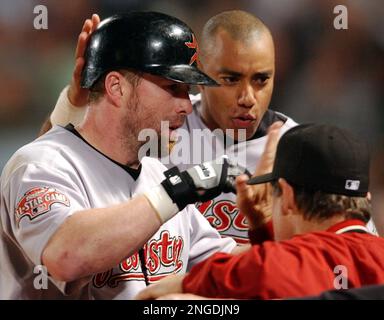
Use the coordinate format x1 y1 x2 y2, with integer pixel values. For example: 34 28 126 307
279 178 298 216
104 71 126 107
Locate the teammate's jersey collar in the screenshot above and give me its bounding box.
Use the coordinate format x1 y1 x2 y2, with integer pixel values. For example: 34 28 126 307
251 109 287 139
64 123 142 180
326 219 370 234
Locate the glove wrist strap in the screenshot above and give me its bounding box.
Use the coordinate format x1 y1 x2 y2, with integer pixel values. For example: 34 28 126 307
161 167 198 210
144 185 179 224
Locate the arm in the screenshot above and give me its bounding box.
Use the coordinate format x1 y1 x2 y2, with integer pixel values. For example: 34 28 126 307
42 195 162 282
38 14 100 136
43 157 246 282
136 242 282 300
235 122 282 238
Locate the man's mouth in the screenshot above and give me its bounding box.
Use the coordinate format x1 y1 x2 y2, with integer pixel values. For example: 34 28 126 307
232 114 257 128
169 125 181 142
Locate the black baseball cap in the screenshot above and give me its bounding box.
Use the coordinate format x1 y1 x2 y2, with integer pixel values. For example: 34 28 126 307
247 124 370 197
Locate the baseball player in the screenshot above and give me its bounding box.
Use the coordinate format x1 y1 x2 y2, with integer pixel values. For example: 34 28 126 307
136 124 384 300
0 12 250 299
46 11 296 245
175 11 298 244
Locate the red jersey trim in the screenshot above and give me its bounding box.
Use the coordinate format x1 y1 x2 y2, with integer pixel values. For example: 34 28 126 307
326 219 368 234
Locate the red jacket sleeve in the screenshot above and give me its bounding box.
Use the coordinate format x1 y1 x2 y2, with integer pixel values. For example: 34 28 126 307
182 233 357 299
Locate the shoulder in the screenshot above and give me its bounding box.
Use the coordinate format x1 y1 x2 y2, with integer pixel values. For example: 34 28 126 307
252 109 298 139
1 127 81 185
278 112 298 133
282 230 384 249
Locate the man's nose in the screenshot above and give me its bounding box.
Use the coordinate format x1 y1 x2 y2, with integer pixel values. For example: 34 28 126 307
238 83 256 108
176 96 193 115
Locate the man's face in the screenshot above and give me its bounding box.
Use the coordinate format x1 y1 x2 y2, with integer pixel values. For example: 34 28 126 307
199 30 275 140
271 194 287 241
271 182 294 241
121 73 192 155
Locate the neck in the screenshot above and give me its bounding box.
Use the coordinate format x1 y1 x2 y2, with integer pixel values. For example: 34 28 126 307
293 213 348 235
76 103 141 168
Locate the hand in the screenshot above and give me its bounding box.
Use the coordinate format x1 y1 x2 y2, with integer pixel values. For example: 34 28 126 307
135 274 185 300
161 156 250 211
236 122 283 229
68 14 100 106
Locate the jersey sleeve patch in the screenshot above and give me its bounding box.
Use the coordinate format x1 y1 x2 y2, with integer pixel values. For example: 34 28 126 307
15 187 70 226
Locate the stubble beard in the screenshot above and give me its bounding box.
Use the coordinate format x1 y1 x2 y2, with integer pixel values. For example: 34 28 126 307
122 100 171 159
120 95 143 159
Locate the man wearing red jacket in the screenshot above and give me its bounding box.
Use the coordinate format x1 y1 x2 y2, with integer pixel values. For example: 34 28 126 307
136 123 384 300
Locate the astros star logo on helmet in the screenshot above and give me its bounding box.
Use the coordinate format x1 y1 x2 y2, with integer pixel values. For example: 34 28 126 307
185 34 198 65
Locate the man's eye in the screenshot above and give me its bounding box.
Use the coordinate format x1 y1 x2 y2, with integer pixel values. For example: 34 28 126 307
166 83 190 95
167 84 179 92
255 76 270 85
221 76 239 84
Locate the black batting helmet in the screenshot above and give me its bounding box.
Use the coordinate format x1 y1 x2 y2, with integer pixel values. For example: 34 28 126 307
81 12 217 88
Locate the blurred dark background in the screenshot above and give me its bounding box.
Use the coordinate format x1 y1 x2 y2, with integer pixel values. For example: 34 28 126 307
0 0 383 232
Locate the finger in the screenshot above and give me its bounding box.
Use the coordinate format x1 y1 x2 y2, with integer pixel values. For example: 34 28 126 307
259 183 270 202
264 121 283 154
74 20 90 59
72 57 85 83
83 18 92 35
80 20 87 34
268 120 284 132
75 30 89 59
254 122 283 176
75 15 100 60
91 14 101 32
235 174 250 194
236 175 254 210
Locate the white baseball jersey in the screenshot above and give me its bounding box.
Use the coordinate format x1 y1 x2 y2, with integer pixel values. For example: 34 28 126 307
0 125 235 299
161 94 298 244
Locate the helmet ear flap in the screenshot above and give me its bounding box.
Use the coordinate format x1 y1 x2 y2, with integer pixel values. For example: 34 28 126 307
81 12 218 89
